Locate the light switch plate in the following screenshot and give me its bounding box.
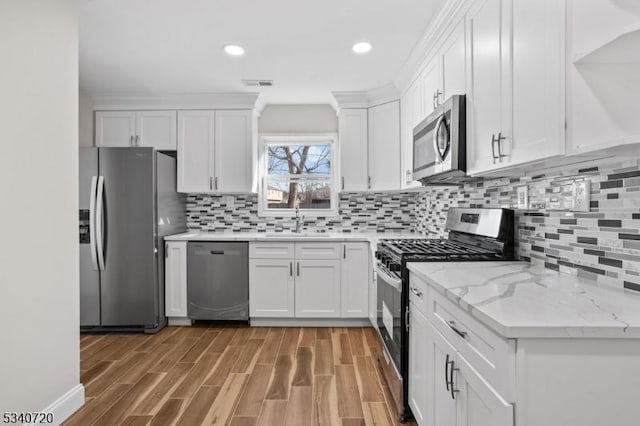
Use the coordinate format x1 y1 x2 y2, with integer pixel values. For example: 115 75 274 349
572 180 590 212
517 185 529 209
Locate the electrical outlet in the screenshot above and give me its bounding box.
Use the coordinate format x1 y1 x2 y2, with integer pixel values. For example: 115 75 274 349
571 180 590 212
517 186 529 209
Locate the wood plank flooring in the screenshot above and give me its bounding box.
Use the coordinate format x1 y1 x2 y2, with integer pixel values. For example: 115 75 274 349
67 326 416 426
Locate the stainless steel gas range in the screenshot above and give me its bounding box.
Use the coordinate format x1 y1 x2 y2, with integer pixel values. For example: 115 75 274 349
374 207 515 422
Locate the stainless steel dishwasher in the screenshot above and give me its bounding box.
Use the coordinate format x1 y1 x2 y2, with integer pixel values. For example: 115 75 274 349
187 242 249 321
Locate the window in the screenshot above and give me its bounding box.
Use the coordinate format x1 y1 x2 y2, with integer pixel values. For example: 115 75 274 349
259 135 338 217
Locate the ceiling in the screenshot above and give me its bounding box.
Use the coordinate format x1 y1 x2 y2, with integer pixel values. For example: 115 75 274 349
80 0 446 105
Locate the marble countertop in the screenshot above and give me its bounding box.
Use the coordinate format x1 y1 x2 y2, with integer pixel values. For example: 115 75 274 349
407 261 640 339
164 231 423 244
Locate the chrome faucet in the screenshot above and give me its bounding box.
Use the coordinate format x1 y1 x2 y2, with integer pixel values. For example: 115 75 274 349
294 207 304 233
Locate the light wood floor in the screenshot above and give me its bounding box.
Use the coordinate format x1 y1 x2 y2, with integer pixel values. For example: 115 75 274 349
66 325 416 426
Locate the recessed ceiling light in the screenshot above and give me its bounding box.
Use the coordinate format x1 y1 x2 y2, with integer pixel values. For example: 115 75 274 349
223 44 245 56
352 42 372 54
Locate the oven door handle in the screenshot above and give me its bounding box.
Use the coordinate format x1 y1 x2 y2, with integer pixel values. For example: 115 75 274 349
377 264 402 291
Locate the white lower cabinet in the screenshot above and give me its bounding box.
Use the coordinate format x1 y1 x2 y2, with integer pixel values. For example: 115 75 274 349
408 304 431 425
249 242 370 319
165 241 187 318
341 242 370 318
295 259 341 318
249 259 295 318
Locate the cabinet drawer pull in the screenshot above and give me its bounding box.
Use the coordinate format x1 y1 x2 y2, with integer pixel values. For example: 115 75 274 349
448 320 468 339
297 262 300 276
496 132 507 160
290 261 293 277
410 287 423 298
491 133 498 163
341 176 345 190
445 353 451 391
448 357 459 400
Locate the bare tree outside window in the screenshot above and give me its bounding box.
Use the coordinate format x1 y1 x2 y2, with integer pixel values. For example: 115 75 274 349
264 142 333 211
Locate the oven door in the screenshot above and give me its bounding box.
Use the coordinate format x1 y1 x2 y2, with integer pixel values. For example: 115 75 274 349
376 263 403 372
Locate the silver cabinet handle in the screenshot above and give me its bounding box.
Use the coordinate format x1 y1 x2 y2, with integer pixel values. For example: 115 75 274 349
130 135 134 146
297 262 300 276
290 262 293 277
436 90 442 106
491 133 498 163
410 287 423 298
209 177 213 190
341 176 345 190
343 245 346 259
165 243 168 258
448 320 468 339
433 92 438 109
496 132 507 161
135 135 140 146
215 176 218 190
367 176 371 189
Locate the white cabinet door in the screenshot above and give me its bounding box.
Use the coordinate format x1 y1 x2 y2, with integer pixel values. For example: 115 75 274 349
507 0 565 166
95 111 136 147
137 110 177 150
214 109 253 192
466 0 507 175
249 258 295 318
165 241 187 317
340 242 369 318
427 320 458 426
295 259 341 318
456 354 513 426
338 109 369 191
409 304 431 426
368 101 401 191
442 20 467 100
401 79 423 187
177 110 215 193
421 58 442 118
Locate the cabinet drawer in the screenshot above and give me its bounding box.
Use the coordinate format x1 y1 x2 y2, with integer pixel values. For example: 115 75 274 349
427 287 516 401
249 242 295 259
294 242 341 260
408 271 429 316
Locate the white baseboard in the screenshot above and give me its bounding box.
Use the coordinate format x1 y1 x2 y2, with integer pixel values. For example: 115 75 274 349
250 318 371 327
168 317 193 326
29 384 84 426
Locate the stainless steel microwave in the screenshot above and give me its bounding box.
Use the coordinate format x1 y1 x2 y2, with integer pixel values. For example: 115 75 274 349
413 94 466 183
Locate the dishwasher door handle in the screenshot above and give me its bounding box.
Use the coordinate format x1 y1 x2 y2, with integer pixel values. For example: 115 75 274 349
210 250 225 255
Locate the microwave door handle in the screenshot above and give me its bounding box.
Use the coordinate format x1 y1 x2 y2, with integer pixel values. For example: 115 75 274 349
95 175 106 271
433 114 445 163
89 176 99 270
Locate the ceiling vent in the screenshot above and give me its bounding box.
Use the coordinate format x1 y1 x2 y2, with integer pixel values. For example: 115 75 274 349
242 79 274 87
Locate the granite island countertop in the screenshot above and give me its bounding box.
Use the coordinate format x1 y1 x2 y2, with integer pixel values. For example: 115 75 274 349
407 261 640 339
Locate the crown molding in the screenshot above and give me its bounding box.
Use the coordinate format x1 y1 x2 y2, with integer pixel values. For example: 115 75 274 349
332 84 400 111
393 0 469 94
91 92 260 110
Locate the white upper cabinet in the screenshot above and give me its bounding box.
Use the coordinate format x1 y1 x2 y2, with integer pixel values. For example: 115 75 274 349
214 110 253 192
338 109 369 191
400 79 423 187
177 110 215 193
466 0 509 175
507 0 565 166
95 111 136 147
177 109 253 193
421 57 442 118
96 110 177 149
137 110 177 150
567 0 640 153
368 101 401 191
441 19 467 100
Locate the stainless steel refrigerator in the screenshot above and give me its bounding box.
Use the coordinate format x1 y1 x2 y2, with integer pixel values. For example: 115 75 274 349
79 147 186 333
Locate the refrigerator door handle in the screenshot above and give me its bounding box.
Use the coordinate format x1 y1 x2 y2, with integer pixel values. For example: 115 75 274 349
89 176 99 270
95 175 106 271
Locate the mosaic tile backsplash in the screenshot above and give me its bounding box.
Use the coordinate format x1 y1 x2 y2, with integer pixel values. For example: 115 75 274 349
186 192 418 233
415 158 640 291
186 158 640 290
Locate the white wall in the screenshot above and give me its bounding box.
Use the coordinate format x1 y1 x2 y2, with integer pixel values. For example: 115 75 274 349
258 104 338 133
0 0 82 420
79 90 94 147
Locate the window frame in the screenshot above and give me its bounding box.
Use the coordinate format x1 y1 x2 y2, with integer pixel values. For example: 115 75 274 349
258 134 339 217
